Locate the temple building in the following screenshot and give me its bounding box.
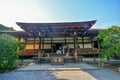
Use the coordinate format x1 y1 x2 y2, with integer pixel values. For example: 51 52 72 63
0 20 101 62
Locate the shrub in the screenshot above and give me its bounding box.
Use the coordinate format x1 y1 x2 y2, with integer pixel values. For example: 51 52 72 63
0 34 19 71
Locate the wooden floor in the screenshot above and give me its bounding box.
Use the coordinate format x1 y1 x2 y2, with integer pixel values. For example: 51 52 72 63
18 52 100 63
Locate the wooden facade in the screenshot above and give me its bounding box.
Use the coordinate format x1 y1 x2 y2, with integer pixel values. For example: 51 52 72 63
0 20 101 62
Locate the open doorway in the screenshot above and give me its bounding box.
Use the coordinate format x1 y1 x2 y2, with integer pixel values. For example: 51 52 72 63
56 43 62 50
52 43 62 53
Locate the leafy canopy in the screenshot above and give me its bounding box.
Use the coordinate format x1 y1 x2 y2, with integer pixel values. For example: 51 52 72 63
0 34 19 70
96 26 120 58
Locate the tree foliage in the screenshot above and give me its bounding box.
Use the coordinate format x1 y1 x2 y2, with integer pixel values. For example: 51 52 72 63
0 24 14 31
0 34 19 71
96 26 120 59
19 43 25 51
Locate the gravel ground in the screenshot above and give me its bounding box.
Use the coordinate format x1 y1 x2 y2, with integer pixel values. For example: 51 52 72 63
0 63 120 80
0 68 120 80
0 71 56 80
84 67 120 80
0 70 97 80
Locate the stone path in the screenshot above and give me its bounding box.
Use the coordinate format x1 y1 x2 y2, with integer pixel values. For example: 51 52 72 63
84 67 120 80
0 62 120 80
52 71 97 80
16 62 98 71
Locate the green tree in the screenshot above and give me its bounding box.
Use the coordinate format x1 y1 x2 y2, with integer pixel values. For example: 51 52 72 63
0 34 19 71
96 26 120 59
19 43 25 52
0 24 14 31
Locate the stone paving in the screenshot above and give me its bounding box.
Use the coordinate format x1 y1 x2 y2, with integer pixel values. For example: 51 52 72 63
0 62 120 80
16 62 98 71
84 67 120 80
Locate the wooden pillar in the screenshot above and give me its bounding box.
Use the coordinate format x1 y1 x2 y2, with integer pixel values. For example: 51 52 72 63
51 36 53 53
82 36 84 49
42 37 44 50
91 37 96 61
73 35 75 48
18 37 22 62
38 32 41 61
65 36 66 45
74 32 78 62
33 38 35 53
90 37 93 50
98 40 101 52
76 36 78 45
21 38 27 62
23 38 27 54
17 37 21 53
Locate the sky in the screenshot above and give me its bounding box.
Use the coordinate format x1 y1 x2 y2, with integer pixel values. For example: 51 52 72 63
0 0 120 30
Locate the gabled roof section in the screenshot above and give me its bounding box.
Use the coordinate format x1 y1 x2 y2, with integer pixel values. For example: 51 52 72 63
0 29 101 38
16 20 96 36
0 31 31 38
85 29 101 37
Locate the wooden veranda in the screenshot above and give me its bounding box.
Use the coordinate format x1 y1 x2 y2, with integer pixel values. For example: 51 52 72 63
0 20 101 63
